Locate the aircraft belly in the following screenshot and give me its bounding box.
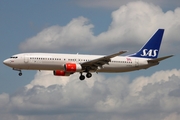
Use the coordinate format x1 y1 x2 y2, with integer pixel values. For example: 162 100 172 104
97 64 133 72
20 62 64 70
97 64 151 73
29 64 64 70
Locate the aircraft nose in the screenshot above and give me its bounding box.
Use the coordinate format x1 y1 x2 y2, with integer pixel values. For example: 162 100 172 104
3 59 10 66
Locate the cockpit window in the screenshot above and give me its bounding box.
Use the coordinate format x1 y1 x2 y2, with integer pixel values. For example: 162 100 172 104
10 56 18 59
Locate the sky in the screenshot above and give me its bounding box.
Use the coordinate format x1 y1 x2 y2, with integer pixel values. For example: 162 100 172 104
0 0 180 120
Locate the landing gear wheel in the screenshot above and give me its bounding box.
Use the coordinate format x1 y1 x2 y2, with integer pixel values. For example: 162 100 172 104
19 72 22 76
79 75 85 81
86 73 92 78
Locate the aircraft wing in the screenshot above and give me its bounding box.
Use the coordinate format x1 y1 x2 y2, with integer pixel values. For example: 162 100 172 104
80 50 127 71
148 55 174 63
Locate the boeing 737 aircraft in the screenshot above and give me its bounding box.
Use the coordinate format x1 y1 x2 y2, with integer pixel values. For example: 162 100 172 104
3 29 173 80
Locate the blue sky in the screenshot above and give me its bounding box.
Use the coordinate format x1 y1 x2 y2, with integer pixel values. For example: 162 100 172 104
0 0 180 120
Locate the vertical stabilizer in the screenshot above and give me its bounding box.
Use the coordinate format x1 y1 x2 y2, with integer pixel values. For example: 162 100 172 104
129 29 164 59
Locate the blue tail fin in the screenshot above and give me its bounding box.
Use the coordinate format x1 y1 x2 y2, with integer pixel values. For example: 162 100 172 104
129 29 164 59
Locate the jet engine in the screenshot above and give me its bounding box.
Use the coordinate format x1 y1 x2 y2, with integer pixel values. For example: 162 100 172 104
64 63 82 72
53 70 71 76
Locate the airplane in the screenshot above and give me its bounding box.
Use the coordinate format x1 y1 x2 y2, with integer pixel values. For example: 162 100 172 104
3 29 173 80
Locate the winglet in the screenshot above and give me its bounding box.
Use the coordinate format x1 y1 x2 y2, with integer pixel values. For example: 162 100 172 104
107 50 127 58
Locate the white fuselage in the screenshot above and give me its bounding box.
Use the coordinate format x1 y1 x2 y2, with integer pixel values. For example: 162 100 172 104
3 29 172 80
3 53 157 73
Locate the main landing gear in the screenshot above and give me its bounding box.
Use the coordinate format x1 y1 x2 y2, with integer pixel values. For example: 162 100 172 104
13 68 22 76
79 72 92 81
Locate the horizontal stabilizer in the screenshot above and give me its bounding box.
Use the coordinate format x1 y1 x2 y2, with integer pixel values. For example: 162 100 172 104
148 55 174 63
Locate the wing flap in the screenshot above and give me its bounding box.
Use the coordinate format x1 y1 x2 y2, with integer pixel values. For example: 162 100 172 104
81 50 127 70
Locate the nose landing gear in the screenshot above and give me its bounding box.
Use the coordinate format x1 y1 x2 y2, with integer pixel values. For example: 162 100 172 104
18 72 22 76
13 68 22 76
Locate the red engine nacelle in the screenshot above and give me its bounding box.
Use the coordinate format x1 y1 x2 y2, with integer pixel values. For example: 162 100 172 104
64 63 82 72
53 70 71 76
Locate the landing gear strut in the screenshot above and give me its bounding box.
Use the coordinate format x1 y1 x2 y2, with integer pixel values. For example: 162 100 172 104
79 73 85 81
86 72 92 78
79 72 92 80
18 72 22 76
13 68 22 76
